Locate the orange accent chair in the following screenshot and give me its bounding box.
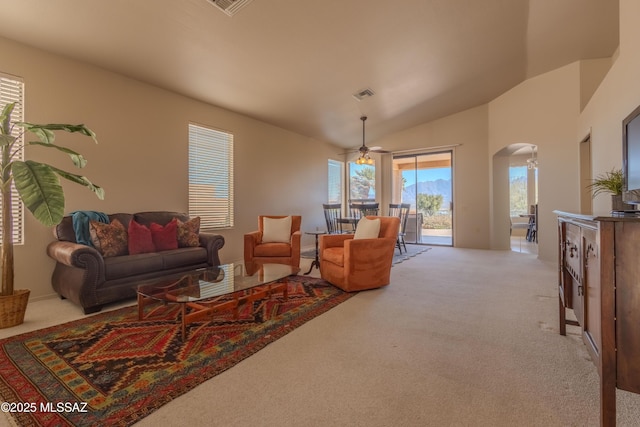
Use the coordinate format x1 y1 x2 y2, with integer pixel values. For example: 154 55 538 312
244 215 302 269
319 216 400 292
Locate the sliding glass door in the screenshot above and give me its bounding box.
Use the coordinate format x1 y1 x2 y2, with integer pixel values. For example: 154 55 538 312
392 151 453 246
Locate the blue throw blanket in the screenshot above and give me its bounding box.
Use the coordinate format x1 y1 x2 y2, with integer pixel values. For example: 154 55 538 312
70 210 109 247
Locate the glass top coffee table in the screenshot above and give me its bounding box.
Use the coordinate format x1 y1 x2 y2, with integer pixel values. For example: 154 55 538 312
137 262 299 340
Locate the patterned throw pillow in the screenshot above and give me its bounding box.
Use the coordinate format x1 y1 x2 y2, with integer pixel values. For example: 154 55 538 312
176 217 200 247
89 219 128 257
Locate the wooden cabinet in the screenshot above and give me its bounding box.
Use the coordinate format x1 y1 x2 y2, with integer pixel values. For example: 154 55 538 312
555 212 640 426
614 222 640 394
582 227 602 360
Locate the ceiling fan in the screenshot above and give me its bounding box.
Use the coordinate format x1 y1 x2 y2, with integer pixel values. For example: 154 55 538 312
352 116 389 164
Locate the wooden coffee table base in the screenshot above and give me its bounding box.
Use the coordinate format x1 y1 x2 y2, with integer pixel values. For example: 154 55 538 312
138 277 290 340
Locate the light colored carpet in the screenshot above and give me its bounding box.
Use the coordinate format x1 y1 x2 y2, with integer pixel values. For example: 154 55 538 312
2 247 640 426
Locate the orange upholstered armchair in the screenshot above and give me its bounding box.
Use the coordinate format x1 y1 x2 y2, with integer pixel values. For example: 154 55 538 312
319 216 400 292
244 215 302 269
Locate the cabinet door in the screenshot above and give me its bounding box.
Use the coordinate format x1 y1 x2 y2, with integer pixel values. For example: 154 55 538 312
558 221 573 308
615 222 640 393
565 223 583 324
582 227 601 362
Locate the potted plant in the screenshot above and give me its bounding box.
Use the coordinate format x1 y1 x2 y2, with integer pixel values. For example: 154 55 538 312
0 102 104 328
587 168 625 211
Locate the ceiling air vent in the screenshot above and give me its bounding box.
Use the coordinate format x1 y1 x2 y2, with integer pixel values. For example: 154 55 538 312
353 88 375 101
206 0 254 17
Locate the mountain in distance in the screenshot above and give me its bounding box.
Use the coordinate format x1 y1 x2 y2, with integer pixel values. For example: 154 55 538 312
403 179 452 207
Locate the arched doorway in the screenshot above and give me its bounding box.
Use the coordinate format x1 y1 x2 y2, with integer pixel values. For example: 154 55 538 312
492 143 538 254
509 145 538 253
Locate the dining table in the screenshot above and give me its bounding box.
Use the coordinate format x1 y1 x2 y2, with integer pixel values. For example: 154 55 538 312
336 216 358 232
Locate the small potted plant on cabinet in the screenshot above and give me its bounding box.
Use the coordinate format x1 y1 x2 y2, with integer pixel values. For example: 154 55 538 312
0 102 104 328
587 168 625 211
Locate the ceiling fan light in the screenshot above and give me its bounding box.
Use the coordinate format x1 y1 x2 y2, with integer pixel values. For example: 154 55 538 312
527 146 538 169
356 116 372 165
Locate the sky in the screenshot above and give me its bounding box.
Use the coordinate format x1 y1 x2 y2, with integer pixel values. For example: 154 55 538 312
402 167 451 187
510 166 528 180
351 164 527 186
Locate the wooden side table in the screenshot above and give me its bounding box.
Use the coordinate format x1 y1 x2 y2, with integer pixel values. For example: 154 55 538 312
304 231 326 274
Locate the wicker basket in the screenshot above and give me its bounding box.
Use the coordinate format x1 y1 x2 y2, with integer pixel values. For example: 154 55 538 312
0 289 30 329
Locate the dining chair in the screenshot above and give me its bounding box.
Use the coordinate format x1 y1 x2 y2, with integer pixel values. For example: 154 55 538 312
360 202 380 217
323 203 344 234
528 204 538 243
388 203 411 253
349 202 379 220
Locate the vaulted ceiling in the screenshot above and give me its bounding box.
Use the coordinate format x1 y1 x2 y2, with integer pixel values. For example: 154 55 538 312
0 0 619 149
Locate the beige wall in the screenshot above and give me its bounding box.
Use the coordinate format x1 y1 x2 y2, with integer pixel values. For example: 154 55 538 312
578 0 640 215
5 0 640 301
376 61 586 261
2 36 339 301
376 105 491 249
579 57 615 112
488 63 581 261
375 56 621 263
487 0 640 261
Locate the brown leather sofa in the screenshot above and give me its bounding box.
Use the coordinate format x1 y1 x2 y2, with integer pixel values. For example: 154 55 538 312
319 216 400 292
46 211 225 314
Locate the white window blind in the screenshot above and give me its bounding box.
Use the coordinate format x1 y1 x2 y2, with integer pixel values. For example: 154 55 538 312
328 159 343 204
0 73 24 245
188 123 234 229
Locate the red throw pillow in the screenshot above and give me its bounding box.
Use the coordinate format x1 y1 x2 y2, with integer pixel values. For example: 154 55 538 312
150 218 178 251
128 220 155 255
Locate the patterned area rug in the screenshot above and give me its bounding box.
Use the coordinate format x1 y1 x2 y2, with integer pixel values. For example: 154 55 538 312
0 276 354 427
392 244 431 265
302 244 431 265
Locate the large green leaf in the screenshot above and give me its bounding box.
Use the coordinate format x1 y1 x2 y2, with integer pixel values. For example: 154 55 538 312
12 160 64 227
1 103 15 134
48 165 105 200
27 141 87 168
18 122 97 144
26 127 55 144
0 134 15 147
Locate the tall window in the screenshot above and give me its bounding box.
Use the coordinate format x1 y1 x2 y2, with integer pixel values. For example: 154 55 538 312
349 161 375 201
509 166 528 216
0 73 24 244
188 123 234 229
328 159 343 204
